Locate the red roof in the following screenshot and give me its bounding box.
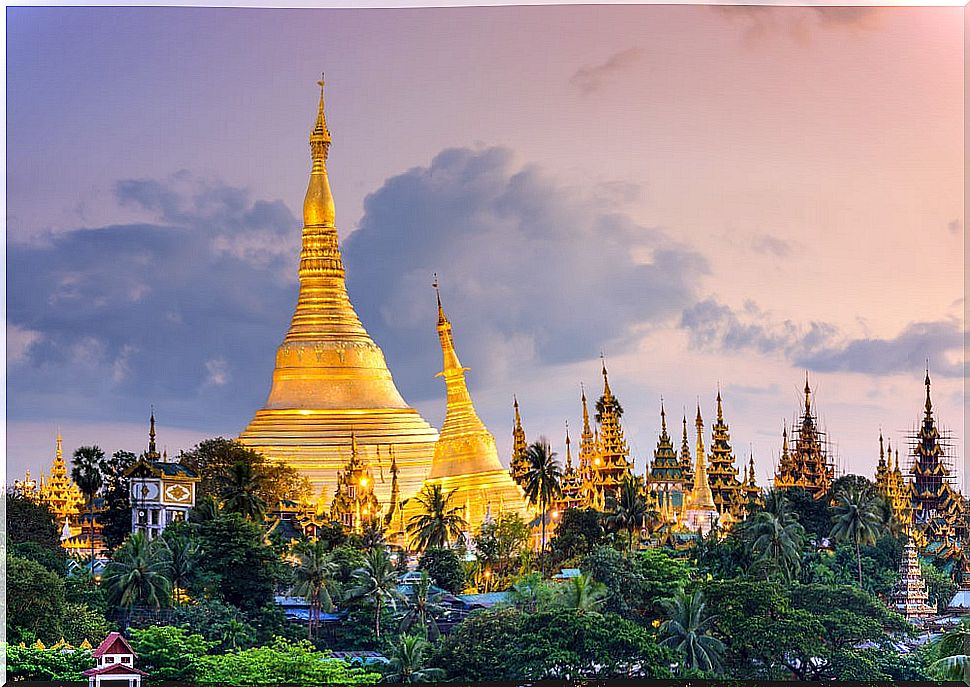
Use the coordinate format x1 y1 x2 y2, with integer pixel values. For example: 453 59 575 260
92 632 137 658
82 663 148 677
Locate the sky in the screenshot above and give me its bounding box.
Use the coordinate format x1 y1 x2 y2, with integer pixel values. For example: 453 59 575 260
6 4 966 492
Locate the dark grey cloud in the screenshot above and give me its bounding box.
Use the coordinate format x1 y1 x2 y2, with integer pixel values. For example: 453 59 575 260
681 298 964 378
344 146 707 399
8 174 300 429
569 47 642 95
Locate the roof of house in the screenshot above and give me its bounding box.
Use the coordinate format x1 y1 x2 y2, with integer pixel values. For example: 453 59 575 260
125 459 198 480
92 632 136 658
83 663 149 677
948 589 970 610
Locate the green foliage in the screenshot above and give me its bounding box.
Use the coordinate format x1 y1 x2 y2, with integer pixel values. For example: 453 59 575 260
7 554 66 643
829 488 886 586
473 511 530 588
604 475 651 554
191 637 380 686
178 437 308 511
659 589 725 674
170 599 259 651
331 544 369 585
130 625 213 680
702 578 908 680
922 562 958 613
292 538 337 638
554 573 607 613
583 545 691 623
521 439 563 567
60 602 111 645
193 511 282 615
432 607 672 680
350 548 406 639
383 634 445 683
406 484 467 551
418 547 466 594
103 531 172 614
548 507 605 567
5 645 94 681
691 527 750 579
6 493 66 573
781 487 831 543
737 507 805 581
508 571 556 611
101 450 137 550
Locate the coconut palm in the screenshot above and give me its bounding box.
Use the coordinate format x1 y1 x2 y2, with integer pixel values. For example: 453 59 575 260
930 620 970 681
103 532 172 629
740 509 805 582
158 532 198 606
521 439 562 574
399 569 445 640
382 634 445 683
406 484 467 552
556 573 607 613
830 488 884 586
659 589 725 674
361 522 388 552
350 547 406 639
292 539 337 639
220 460 266 520
72 446 107 566
605 475 650 555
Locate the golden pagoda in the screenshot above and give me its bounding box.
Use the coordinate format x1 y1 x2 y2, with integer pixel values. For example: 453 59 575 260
683 405 718 535
648 402 687 523
876 434 914 528
555 422 585 512
509 396 529 487
239 78 439 503
577 386 600 508
742 452 763 510
588 362 634 508
406 281 531 535
330 434 381 533
707 390 745 522
38 433 84 526
772 374 834 500
679 414 694 493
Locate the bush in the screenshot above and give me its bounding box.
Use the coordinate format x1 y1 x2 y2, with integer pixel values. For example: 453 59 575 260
5 645 94 681
419 548 465 594
130 625 212 681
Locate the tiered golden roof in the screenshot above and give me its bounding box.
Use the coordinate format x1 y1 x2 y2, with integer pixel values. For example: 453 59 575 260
648 403 687 523
587 363 634 508
239 79 439 503
509 396 529 487
38 433 84 525
891 535 936 620
773 374 834 500
406 282 530 535
555 423 585 512
707 390 745 520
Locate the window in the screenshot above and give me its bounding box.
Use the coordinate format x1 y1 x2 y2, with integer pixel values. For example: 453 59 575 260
151 510 160 525
106 656 115 664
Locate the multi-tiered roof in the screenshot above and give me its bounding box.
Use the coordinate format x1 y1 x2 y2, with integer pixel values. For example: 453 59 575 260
773 374 835 500
707 391 745 521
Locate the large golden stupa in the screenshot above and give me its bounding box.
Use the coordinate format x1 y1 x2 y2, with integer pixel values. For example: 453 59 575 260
403 283 532 535
239 79 439 503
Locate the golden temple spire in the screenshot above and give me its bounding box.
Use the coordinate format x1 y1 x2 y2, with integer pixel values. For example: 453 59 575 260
804 372 812 414
660 398 667 434
924 366 933 417
581 384 591 434
56 431 63 462
601 355 613 400
887 436 894 471
716 385 724 423
688 404 716 510
434 277 469 381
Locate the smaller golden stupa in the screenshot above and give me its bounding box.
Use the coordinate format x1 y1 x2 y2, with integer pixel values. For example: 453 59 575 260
404 280 531 537
683 405 717 535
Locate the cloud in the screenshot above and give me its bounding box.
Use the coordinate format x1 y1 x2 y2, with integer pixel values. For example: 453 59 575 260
569 47 643 95
681 298 965 378
750 234 792 257
343 146 707 399
7 174 300 428
714 6 881 48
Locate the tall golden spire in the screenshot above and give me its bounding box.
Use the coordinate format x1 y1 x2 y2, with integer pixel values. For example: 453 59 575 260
411 279 530 530
689 405 716 510
510 394 529 486
239 79 439 504
565 421 573 470
148 407 157 457
804 372 812 414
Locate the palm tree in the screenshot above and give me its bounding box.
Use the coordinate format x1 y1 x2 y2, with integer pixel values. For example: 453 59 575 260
740 510 805 582
930 619 970 681
829 488 884 586
102 532 172 629
382 634 445 683
605 475 650 555
220 460 266 520
521 439 562 574
659 589 725 674
292 539 337 639
350 548 406 639
509 571 552 612
399 569 445 640
361 522 388 552
72 446 107 566
158 532 198 606
557 573 607 613
406 484 467 552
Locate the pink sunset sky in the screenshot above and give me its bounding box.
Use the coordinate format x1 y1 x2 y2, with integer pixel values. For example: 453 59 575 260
6 4 966 490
